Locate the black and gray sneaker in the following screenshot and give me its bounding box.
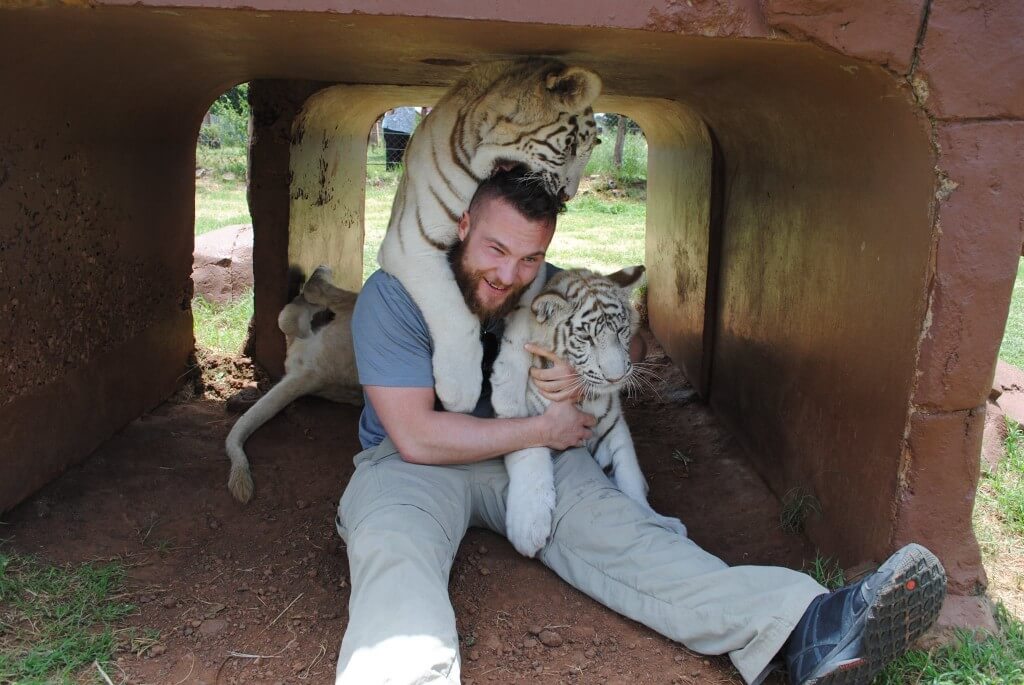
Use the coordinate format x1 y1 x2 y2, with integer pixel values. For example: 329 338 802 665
785 543 946 685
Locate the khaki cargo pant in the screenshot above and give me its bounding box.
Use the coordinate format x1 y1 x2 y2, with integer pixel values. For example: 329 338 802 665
334 438 826 685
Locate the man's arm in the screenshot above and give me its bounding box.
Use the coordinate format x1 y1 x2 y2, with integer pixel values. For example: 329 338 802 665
367 386 596 465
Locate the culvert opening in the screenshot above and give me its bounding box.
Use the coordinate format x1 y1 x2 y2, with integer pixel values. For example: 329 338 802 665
189 83 262 399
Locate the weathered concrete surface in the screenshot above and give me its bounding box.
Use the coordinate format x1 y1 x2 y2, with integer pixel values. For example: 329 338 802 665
764 0 925 73
1 1 1022 624
913 122 1024 411
916 1 1024 119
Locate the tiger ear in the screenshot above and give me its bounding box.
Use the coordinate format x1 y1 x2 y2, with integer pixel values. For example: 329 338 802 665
532 292 570 323
606 265 646 292
544 66 602 109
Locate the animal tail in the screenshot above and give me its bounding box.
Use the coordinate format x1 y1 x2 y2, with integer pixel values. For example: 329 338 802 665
226 372 319 503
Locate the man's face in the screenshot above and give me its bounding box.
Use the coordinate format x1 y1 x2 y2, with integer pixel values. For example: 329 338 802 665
452 197 555 325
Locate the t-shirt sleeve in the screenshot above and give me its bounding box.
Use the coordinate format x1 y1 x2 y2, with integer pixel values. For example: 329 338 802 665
352 272 435 388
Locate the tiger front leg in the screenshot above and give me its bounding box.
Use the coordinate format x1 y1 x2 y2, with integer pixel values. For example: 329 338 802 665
601 419 688 537
504 447 557 558
382 248 483 413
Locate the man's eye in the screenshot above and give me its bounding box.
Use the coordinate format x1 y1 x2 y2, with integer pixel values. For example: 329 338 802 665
523 256 538 264
490 246 504 255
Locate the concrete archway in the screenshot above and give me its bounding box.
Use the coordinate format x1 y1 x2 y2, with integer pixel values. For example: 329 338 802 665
3 1 1022 632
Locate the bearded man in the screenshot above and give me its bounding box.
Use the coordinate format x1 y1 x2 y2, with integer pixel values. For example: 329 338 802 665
335 166 945 685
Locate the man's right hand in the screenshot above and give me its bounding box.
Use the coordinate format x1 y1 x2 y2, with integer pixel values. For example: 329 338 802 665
540 400 596 451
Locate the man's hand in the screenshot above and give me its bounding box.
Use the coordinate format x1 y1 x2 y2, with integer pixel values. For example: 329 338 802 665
539 400 596 451
525 343 586 403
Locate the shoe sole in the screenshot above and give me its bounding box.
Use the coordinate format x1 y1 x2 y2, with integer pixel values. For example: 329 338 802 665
808 543 947 685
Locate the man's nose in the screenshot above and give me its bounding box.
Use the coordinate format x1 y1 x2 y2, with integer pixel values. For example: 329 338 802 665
496 259 516 285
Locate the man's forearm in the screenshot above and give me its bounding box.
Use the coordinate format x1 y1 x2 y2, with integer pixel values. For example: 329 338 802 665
395 412 548 465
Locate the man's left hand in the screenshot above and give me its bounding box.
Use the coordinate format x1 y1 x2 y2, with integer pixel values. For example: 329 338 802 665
525 343 586 403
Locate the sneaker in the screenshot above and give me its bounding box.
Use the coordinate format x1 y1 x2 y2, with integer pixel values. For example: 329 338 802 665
785 543 946 685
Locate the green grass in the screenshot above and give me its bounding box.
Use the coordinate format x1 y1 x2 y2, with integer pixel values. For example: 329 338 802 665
780 487 821 534
988 420 1024 536
585 130 648 185
878 603 1024 684
192 290 253 355
0 551 136 684
999 260 1024 367
803 554 846 590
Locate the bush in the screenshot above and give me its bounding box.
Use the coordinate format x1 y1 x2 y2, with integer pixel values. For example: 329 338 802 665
199 84 250 149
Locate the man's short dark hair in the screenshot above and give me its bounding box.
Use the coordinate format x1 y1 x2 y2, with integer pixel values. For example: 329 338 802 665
467 165 564 225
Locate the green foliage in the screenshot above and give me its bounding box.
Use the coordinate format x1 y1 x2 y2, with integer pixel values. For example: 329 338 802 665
878 603 1024 684
191 290 254 355
584 130 648 185
199 84 250 149
803 554 845 590
982 419 1024 536
780 487 820 534
999 259 1024 367
0 551 135 683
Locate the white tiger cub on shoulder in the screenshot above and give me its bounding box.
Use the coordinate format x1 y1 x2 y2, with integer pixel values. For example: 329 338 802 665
226 266 362 503
377 59 601 414
491 266 687 558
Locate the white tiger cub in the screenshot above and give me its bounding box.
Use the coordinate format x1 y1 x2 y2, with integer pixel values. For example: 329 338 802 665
226 266 362 503
491 266 688 557
377 59 601 414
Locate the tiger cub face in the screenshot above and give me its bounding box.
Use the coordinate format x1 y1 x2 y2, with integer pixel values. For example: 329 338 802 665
456 60 602 202
531 266 646 396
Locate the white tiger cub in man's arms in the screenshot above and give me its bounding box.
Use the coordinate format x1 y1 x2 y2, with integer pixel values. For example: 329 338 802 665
226 266 361 503
491 266 687 557
377 59 601 414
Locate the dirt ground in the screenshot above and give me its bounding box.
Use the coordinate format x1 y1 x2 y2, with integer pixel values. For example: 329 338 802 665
4 340 817 685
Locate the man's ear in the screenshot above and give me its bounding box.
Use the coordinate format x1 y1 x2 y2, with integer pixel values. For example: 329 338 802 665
606 265 646 293
457 211 471 242
532 292 569 323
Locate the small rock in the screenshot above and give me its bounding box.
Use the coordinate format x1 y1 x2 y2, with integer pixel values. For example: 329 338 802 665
296 499 309 510
148 645 166 657
522 637 539 649
538 630 563 648
208 519 220 530
477 545 488 555
468 649 480 661
478 567 490 576
528 625 543 636
183 627 193 637
628 642 637 650
190 619 202 628
162 596 177 609
140 595 151 604
199 618 228 636
584 648 596 659
292 660 305 674
702 659 710 666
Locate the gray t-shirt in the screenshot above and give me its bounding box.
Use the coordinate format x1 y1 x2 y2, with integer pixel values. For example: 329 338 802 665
382 107 418 134
352 266 557 449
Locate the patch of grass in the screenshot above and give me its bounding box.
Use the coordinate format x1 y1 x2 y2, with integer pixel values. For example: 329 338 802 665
585 131 648 185
803 554 845 590
196 145 248 180
780 487 820 534
999 259 1024 367
192 290 254 355
878 603 1024 684
0 551 135 683
987 419 1024 536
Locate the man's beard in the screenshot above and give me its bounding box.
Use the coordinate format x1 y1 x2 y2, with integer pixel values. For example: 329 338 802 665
449 239 530 328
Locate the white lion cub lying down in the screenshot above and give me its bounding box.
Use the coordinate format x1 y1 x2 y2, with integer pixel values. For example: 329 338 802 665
226 266 362 503
491 265 687 557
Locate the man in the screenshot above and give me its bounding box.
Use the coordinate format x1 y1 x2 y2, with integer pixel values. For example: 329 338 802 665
336 167 946 685
381 107 419 170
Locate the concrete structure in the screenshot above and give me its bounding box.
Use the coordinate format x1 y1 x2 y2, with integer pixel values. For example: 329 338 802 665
2 1 1022 630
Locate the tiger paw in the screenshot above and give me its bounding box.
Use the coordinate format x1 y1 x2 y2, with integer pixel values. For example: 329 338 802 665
653 513 688 537
433 345 482 413
505 484 556 558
